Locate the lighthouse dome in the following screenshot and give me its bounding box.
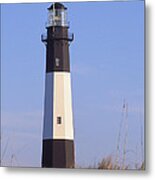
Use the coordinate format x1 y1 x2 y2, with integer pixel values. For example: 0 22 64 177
48 3 67 10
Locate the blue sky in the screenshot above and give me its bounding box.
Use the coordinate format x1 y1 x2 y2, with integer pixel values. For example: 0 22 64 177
1 1 144 168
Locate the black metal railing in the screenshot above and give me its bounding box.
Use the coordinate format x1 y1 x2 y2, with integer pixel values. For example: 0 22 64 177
41 33 47 42
41 32 74 43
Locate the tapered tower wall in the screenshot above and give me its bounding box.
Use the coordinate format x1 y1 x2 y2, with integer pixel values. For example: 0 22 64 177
41 3 75 168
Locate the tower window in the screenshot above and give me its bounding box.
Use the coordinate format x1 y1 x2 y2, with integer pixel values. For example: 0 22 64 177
55 58 60 67
57 116 62 124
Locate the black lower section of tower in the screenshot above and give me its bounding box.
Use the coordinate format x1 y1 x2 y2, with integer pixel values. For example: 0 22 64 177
42 139 74 168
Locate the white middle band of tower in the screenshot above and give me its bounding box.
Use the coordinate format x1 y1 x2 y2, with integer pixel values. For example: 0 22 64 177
43 72 74 140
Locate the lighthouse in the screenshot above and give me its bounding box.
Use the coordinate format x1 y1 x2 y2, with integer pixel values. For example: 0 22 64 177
41 3 75 168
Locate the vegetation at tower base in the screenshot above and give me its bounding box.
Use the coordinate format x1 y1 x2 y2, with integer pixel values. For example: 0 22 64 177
97 157 144 170
75 157 144 170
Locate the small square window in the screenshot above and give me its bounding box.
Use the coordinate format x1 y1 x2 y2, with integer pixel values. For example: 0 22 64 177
57 116 62 124
55 58 60 67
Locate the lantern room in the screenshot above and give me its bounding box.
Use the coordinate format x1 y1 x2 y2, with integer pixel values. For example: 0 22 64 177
46 2 69 27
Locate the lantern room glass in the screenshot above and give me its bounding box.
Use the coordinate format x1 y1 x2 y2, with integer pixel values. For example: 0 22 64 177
47 8 69 27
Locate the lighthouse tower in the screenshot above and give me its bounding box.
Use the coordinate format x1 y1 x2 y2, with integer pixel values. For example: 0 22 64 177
41 3 74 168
